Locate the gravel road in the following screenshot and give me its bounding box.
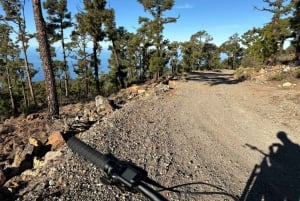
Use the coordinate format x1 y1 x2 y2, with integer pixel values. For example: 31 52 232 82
18 70 300 201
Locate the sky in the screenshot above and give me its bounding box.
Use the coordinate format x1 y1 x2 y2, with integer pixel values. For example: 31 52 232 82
107 0 273 46
13 0 274 47
1 0 274 80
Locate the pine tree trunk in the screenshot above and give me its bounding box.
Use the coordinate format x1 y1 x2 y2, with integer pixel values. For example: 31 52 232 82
21 80 28 110
295 34 300 61
60 26 69 97
32 0 59 118
19 5 37 106
111 40 125 88
22 40 37 106
85 64 89 99
83 45 89 99
5 65 16 116
64 72 68 97
59 79 63 105
92 40 100 94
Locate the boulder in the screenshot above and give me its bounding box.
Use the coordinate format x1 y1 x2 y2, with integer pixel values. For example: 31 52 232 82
12 145 34 168
26 113 40 121
21 169 38 177
95 96 113 113
282 66 291 72
127 85 139 94
82 106 100 122
168 80 176 89
28 137 42 147
47 131 65 150
155 83 170 93
32 150 62 169
44 151 62 164
33 157 44 169
35 131 48 144
138 89 146 94
282 82 293 87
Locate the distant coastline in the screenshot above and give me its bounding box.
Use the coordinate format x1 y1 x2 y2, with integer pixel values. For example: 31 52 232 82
25 47 111 82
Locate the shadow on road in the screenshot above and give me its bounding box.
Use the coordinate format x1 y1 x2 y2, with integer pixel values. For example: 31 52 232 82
186 71 243 85
161 181 239 200
240 131 300 201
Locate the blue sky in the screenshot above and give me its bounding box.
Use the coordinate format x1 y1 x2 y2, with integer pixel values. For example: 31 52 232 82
107 0 273 45
13 0 273 47
1 0 274 80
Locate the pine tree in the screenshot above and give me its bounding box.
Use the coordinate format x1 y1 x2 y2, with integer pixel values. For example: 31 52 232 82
220 34 243 69
0 0 37 106
180 30 214 71
43 0 72 97
76 0 114 94
32 0 59 118
241 28 266 65
202 43 220 70
167 41 180 74
107 26 129 88
135 20 153 79
290 0 300 60
70 28 93 99
0 24 17 116
256 0 293 59
137 0 177 79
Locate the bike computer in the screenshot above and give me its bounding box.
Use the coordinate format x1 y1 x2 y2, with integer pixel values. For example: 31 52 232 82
117 166 140 187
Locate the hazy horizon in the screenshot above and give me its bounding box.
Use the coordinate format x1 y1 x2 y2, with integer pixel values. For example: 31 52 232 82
25 47 111 82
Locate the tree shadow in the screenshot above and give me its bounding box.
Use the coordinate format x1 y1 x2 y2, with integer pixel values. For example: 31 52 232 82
186 71 243 85
240 131 300 201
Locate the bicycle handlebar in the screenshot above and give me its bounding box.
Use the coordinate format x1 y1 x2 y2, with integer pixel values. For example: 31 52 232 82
64 135 168 201
66 135 110 170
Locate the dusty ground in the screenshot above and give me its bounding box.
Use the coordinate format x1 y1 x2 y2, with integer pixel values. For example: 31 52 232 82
169 70 300 200
1 70 300 201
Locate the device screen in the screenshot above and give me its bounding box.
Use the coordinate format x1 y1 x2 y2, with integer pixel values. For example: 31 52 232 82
121 167 138 182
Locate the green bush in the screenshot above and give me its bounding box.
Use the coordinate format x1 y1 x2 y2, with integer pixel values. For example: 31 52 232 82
0 92 11 122
241 55 263 68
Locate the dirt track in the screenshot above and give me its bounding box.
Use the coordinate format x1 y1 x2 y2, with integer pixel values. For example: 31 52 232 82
6 70 300 201
168 70 300 200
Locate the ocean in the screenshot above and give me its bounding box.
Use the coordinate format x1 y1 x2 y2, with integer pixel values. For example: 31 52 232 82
26 47 111 82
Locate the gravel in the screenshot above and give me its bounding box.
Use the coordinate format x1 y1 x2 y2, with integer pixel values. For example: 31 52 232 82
19 93 205 201
10 70 300 201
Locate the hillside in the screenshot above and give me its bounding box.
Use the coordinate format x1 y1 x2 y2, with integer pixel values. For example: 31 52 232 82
0 69 300 201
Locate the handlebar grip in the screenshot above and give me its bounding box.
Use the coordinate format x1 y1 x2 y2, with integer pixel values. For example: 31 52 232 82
66 136 110 171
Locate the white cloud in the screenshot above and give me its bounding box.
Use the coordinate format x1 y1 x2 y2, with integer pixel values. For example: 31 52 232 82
176 3 194 9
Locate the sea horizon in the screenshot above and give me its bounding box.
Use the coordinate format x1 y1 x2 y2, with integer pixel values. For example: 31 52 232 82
25 47 111 82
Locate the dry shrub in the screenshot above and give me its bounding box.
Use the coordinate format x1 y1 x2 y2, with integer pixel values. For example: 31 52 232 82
269 71 285 81
294 68 300 78
235 67 255 81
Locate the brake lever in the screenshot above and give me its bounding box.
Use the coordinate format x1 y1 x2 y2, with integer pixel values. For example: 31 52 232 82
100 176 139 193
